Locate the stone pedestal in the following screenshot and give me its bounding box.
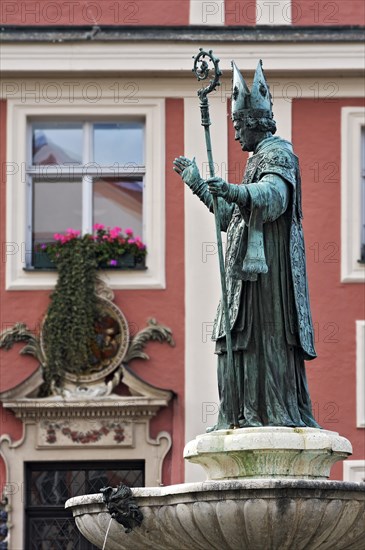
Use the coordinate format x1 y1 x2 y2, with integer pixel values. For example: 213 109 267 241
184 427 352 480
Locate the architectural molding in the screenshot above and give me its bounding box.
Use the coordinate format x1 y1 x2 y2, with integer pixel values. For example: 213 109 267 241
341 107 365 283
0 359 173 550
1 41 364 75
343 460 365 483
1 25 364 42
5 97 166 290
356 320 365 428
190 0 224 26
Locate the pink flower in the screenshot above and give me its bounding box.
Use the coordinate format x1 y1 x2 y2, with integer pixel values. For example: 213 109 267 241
109 228 121 239
93 223 105 231
109 259 117 266
53 233 62 241
125 228 134 236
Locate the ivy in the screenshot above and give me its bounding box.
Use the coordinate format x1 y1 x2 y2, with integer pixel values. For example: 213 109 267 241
41 237 99 395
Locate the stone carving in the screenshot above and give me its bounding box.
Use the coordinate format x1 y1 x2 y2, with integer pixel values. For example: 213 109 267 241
0 283 174 397
66 481 365 550
101 484 143 534
39 420 132 447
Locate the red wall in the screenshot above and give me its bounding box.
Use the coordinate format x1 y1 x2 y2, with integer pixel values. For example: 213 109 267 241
293 97 365 479
0 0 190 26
225 0 257 26
0 98 185 487
292 0 365 26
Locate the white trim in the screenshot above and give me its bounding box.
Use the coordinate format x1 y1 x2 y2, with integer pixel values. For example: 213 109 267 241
256 0 291 25
184 95 227 483
343 460 365 482
6 97 165 290
341 107 365 283
272 97 292 142
1 422 171 550
190 0 225 25
356 320 365 428
1 42 364 74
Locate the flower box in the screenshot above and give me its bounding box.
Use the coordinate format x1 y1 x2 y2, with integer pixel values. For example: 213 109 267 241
33 252 146 270
33 226 147 270
99 254 146 270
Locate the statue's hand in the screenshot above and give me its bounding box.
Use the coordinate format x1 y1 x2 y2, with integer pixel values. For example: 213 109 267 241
207 177 230 199
173 156 201 188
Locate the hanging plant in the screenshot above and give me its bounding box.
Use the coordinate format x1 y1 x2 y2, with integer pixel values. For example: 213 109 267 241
37 226 147 395
41 234 99 395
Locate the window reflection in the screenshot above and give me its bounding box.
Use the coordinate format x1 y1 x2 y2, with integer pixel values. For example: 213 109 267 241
93 177 143 237
93 122 144 165
33 179 82 246
32 123 82 165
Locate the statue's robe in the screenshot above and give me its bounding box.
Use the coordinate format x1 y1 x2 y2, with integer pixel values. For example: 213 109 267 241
211 136 319 429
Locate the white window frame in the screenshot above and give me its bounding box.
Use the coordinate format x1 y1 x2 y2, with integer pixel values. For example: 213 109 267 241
356 320 365 428
27 119 146 267
343 460 365 482
6 98 165 290
341 107 365 283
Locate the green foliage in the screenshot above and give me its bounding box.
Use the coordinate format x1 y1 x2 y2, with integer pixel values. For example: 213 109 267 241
41 237 99 395
39 226 147 267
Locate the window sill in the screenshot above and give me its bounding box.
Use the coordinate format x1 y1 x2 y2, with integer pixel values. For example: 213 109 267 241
23 265 148 272
8 263 164 291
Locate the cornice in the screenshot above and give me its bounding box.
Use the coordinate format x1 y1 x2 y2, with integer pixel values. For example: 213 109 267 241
2 396 170 421
1 25 364 43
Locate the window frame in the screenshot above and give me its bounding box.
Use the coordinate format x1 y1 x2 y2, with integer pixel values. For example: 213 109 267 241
341 107 365 283
356 320 365 428
27 118 146 269
6 98 165 290
25 460 145 549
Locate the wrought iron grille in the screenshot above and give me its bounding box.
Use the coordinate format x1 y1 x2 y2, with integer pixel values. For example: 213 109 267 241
25 460 145 550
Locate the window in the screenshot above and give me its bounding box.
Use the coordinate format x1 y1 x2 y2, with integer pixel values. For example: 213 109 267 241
27 120 145 268
356 320 365 428
25 460 144 550
341 107 365 282
361 126 365 263
6 97 165 290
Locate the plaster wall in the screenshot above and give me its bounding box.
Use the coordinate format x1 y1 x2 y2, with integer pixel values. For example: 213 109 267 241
293 97 365 479
0 97 185 488
292 0 365 26
0 0 190 26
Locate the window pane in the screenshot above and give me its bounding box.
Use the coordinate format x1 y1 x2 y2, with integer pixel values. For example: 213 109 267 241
93 177 143 237
33 180 82 246
93 122 144 165
27 463 145 506
32 122 82 165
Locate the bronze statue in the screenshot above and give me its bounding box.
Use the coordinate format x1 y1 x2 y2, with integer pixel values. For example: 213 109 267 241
174 57 320 430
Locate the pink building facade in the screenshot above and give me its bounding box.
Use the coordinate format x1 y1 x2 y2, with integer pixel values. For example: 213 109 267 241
0 1 364 547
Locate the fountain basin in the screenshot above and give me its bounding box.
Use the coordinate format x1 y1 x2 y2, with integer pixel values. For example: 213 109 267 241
66 479 365 550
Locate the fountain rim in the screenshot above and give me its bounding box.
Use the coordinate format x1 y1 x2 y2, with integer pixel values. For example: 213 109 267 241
65 478 365 515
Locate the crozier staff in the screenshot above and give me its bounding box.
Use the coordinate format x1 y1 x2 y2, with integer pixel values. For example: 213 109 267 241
174 59 320 430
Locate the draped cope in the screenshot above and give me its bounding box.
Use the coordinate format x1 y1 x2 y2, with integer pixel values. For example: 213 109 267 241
208 136 319 429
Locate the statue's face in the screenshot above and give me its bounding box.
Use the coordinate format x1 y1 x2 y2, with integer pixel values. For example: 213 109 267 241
233 119 257 152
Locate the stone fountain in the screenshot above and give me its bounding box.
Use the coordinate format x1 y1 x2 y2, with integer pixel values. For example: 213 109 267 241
66 426 365 549
66 50 365 549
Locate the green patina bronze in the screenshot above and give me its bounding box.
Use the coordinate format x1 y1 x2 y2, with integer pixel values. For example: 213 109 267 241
173 51 319 431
